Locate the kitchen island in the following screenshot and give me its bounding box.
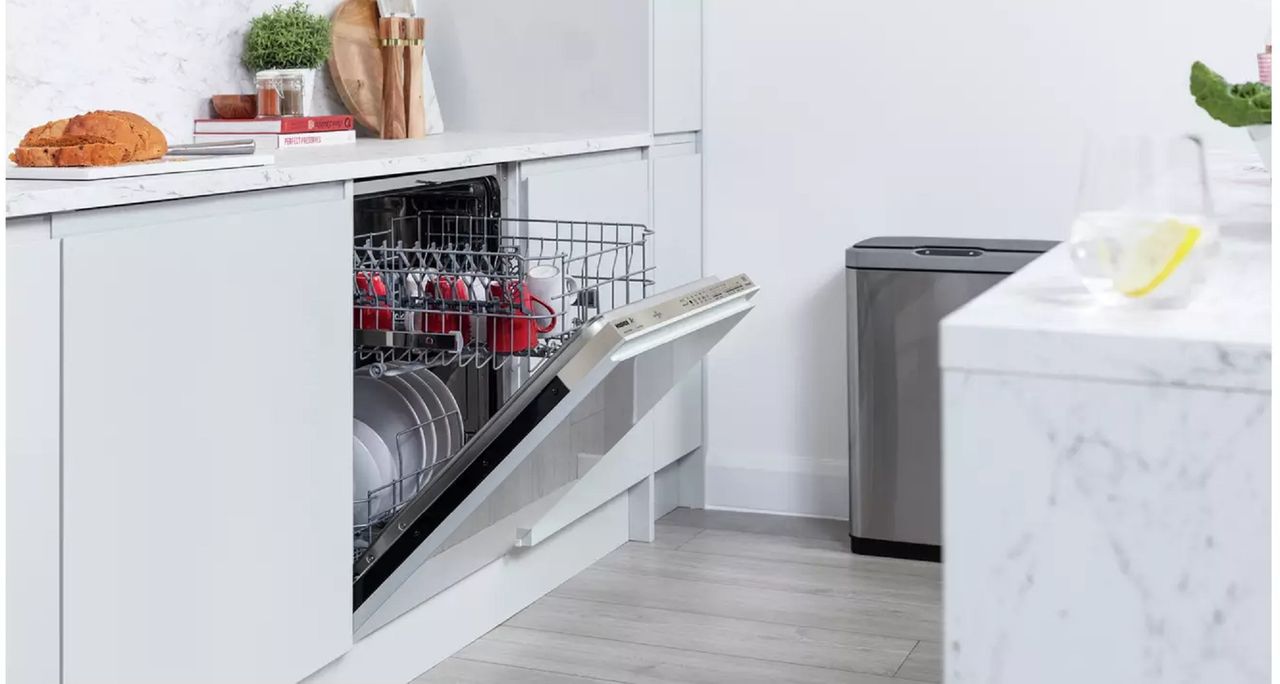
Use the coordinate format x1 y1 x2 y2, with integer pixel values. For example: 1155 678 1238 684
940 154 1270 684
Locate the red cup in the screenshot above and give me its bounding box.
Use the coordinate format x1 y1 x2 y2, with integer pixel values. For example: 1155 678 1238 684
354 272 392 330
420 275 472 342
485 280 554 353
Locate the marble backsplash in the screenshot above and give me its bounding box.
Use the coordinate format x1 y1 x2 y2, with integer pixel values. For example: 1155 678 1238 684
7 0 359 148
7 0 647 150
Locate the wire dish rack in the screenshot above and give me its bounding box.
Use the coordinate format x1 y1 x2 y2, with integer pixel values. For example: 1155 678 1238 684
352 212 653 556
353 362 466 558
354 213 654 373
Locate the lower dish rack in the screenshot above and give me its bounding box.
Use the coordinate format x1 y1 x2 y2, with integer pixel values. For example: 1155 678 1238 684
352 212 653 555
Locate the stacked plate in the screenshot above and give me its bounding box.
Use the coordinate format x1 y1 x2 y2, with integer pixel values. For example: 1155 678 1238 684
352 366 465 530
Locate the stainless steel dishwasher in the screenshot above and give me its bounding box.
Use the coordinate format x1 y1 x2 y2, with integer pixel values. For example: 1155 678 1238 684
846 237 1053 561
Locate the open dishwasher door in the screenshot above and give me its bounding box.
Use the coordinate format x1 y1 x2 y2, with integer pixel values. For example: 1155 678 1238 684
352 274 758 632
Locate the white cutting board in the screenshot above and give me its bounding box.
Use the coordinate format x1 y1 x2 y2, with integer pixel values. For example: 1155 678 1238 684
6 154 275 180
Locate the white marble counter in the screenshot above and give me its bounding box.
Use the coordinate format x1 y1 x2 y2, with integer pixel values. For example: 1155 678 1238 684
941 155 1271 684
943 155 1271 392
5 130 651 218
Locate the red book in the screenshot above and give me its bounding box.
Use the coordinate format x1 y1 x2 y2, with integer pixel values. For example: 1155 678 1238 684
193 115 354 134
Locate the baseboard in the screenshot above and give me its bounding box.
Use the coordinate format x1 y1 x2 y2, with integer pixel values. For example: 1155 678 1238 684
704 503 847 522
705 464 848 519
304 495 629 684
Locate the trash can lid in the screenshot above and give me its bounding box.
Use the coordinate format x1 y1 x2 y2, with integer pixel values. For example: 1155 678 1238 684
846 236 1057 273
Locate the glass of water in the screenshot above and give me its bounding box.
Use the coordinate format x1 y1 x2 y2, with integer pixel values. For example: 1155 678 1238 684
1068 134 1218 307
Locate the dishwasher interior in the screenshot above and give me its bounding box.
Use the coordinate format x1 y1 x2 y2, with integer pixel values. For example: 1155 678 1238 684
351 168 652 561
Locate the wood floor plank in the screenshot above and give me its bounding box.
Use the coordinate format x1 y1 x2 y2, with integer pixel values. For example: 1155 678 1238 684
895 640 942 682
507 595 915 676
601 543 940 607
678 529 942 579
461 626 902 684
552 567 942 642
651 523 702 549
658 508 848 542
415 658 617 684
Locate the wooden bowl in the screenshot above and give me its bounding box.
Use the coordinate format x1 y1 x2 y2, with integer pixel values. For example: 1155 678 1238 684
211 95 257 119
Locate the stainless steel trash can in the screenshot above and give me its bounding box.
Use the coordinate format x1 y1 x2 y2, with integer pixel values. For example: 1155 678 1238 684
846 237 1054 561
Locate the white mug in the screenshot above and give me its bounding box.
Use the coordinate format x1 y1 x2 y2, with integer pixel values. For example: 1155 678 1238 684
525 264 577 338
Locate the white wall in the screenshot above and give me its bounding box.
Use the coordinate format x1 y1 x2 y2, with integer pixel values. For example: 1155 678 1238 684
701 0 1269 519
420 0 648 133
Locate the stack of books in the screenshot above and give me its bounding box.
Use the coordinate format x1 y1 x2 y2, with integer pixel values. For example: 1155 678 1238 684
192 115 356 150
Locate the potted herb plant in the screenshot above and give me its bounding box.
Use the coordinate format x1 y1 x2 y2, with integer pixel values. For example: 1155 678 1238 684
243 2 332 117
1190 61 1272 170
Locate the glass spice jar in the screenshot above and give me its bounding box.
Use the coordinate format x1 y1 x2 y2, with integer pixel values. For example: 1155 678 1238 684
255 70 306 118
255 71 283 118
277 72 305 117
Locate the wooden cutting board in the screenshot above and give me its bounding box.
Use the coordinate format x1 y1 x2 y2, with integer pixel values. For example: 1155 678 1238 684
329 0 384 135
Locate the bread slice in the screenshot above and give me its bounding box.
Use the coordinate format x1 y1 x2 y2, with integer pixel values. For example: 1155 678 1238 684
12 136 131 167
20 118 69 147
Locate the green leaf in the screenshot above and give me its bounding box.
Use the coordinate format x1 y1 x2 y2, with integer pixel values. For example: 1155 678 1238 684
1190 61 1271 127
243 1 332 72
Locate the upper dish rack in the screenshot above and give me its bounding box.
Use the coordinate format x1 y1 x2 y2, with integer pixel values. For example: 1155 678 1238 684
354 212 654 373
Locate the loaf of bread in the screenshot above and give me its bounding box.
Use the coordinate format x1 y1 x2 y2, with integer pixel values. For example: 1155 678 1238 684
11 111 167 167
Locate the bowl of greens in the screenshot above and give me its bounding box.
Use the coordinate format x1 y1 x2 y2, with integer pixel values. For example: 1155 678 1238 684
1190 61 1272 169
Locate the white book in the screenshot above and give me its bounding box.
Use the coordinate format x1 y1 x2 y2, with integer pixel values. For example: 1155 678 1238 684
191 130 356 150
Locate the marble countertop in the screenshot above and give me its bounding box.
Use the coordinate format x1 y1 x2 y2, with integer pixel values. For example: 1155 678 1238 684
942 154 1271 392
5 129 652 218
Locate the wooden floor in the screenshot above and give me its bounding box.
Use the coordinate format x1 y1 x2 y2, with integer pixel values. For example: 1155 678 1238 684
414 508 942 683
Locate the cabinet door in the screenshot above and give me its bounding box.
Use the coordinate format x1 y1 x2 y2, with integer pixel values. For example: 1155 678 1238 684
653 0 702 134
521 153 650 224
6 218 61 684
59 185 352 684
521 153 651 318
651 149 704 467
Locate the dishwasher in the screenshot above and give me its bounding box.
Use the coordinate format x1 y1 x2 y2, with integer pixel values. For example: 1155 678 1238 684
350 167 758 635
845 237 1053 561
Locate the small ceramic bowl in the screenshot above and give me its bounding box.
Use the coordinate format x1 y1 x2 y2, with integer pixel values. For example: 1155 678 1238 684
210 94 257 119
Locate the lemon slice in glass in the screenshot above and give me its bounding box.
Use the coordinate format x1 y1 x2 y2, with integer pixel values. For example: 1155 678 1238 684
1114 219 1202 298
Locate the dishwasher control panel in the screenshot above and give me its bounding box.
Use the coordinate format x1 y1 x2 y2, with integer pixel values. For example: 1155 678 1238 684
611 274 757 338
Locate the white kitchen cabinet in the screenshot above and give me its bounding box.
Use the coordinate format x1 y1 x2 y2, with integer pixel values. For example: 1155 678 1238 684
519 147 705 474
57 184 353 684
520 150 652 337
650 145 704 468
653 0 702 134
519 151 651 448
519 150 650 225
6 216 61 684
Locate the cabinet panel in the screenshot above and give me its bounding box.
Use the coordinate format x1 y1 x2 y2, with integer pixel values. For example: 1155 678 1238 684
518 154 652 510
521 154 651 327
6 222 61 684
651 151 704 466
60 187 352 684
653 0 703 134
